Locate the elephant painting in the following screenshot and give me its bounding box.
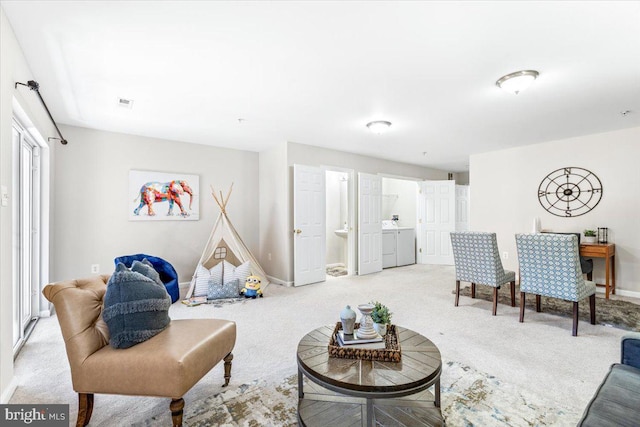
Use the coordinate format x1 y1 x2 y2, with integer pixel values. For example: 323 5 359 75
133 180 193 217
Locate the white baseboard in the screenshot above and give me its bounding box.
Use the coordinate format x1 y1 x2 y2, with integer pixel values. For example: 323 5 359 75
596 287 640 300
616 289 640 299
266 275 293 287
40 302 54 317
1 378 17 404
178 281 192 300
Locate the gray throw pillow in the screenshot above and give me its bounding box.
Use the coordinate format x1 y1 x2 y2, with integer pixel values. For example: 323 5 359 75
207 278 240 300
103 263 171 349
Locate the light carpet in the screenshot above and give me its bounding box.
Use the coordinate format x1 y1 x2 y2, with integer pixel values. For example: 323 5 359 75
10 264 632 426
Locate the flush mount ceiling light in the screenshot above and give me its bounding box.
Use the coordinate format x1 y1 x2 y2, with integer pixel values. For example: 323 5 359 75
117 97 134 109
366 120 392 134
496 70 539 94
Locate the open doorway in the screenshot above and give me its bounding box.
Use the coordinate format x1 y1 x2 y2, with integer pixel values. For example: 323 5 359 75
293 164 356 286
381 176 418 269
325 171 348 277
325 168 355 277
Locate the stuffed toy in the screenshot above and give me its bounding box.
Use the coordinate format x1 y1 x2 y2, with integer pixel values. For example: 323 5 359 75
240 275 263 299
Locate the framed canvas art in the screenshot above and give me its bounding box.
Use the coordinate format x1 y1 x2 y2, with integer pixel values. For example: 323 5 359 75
129 170 199 221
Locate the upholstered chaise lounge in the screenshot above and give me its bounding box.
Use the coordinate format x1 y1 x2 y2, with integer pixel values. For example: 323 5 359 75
43 275 236 427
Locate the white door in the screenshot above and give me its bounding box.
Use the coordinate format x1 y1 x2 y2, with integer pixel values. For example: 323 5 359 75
417 180 455 265
293 164 326 286
12 120 40 354
358 173 382 275
455 185 470 231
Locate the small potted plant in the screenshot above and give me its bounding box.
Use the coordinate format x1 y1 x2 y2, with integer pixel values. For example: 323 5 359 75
370 301 392 336
584 229 597 244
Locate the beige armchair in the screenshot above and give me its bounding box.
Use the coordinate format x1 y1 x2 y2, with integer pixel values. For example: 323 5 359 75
43 275 236 427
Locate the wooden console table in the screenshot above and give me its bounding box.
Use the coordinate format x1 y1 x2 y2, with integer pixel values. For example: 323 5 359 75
580 243 615 299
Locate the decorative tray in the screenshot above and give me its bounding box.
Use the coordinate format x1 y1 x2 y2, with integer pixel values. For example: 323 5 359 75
328 322 401 362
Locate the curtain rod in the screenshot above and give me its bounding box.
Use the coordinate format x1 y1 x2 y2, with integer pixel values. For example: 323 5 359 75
15 80 68 145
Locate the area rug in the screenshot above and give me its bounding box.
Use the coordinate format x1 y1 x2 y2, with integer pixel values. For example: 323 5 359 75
458 285 640 331
137 361 582 426
441 361 581 426
134 376 299 427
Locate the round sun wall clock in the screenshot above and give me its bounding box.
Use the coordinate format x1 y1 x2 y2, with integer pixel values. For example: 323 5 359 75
537 167 603 217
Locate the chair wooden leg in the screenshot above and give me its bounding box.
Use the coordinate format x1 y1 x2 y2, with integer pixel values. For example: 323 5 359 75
587 272 593 281
77 393 94 427
589 294 596 325
471 283 476 299
535 295 541 312
170 398 184 427
455 280 460 306
223 352 233 387
519 292 525 323
492 287 498 316
510 281 516 307
573 302 579 336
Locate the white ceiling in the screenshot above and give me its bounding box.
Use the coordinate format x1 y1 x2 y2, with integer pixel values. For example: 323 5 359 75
3 1 640 171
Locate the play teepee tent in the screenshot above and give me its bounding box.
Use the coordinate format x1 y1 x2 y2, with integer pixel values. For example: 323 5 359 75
186 184 269 299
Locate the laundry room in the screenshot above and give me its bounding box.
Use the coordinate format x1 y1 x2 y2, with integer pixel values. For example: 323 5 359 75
381 177 417 269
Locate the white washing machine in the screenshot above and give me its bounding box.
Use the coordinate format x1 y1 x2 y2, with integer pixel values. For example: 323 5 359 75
381 221 415 268
382 230 397 268
396 228 416 266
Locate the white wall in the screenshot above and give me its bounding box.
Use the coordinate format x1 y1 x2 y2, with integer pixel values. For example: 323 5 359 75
258 142 289 283
471 127 640 295
382 177 418 227
0 7 58 402
53 125 259 284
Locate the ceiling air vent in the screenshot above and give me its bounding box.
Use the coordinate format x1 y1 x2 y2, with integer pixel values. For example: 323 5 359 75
117 98 134 109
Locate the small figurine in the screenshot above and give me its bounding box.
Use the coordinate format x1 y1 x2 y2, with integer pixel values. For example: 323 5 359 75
240 275 263 299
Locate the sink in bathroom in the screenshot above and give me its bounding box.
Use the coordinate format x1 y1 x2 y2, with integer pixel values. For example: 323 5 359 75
334 230 348 238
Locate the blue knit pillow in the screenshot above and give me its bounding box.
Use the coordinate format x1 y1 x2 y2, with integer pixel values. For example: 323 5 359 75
103 263 171 349
131 259 166 291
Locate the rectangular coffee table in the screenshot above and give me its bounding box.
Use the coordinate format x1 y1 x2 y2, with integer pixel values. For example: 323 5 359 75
297 325 443 427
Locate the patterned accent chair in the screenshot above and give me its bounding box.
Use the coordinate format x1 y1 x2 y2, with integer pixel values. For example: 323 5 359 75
515 233 596 336
541 231 594 280
450 232 516 315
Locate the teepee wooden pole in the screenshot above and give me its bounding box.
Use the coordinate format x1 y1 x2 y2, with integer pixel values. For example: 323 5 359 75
211 185 224 211
224 183 234 207
210 183 235 214
219 191 226 212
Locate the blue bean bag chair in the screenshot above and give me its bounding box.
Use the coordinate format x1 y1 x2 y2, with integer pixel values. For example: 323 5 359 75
113 254 180 303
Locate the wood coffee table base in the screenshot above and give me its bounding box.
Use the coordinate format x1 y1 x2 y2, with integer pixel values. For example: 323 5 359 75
297 376 443 427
